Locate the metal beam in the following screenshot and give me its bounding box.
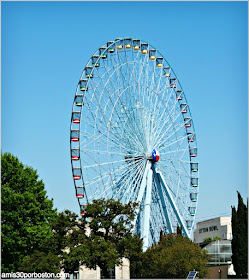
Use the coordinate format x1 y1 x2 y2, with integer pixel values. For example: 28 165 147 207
143 167 153 251
156 169 190 238
132 161 151 230
152 166 173 234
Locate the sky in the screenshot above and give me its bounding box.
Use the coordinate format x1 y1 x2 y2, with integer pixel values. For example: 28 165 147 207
1 1 248 231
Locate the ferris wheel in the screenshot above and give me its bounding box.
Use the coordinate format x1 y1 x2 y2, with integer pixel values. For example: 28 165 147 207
70 38 199 250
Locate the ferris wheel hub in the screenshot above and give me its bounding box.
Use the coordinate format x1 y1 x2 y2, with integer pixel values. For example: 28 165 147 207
146 149 160 162
152 149 160 162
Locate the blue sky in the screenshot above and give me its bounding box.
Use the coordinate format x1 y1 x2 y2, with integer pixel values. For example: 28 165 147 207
2 1 248 228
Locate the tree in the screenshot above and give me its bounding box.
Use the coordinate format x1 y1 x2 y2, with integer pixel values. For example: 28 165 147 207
1 152 57 272
177 224 183 235
19 251 61 274
231 191 248 278
203 236 221 243
19 209 79 273
140 233 210 279
63 198 142 278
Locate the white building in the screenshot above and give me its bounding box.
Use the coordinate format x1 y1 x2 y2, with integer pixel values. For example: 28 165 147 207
60 258 130 279
194 216 232 244
193 216 236 278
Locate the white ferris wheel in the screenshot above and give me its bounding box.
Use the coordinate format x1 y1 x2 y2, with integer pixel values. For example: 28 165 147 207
70 38 199 250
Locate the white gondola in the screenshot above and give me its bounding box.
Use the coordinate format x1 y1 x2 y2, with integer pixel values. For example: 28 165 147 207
85 66 93 78
79 79 88 91
191 177 198 187
92 55 100 67
76 186 84 198
73 167 81 180
72 112 81 124
99 47 107 59
191 162 198 172
156 57 163 68
133 39 140 50
170 78 177 88
107 41 115 53
186 220 193 229
163 66 171 77
190 147 197 157
190 192 197 202
75 94 83 107
71 129 79 142
176 90 183 100
124 38 132 49
189 207 196 216
71 148 80 161
184 117 192 127
187 132 195 142
180 103 188 114
115 38 123 50
149 49 156 60
80 204 87 216
141 43 148 54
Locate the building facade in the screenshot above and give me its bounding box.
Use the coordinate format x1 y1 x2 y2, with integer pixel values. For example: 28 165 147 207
194 216 232 244
60 258 130 279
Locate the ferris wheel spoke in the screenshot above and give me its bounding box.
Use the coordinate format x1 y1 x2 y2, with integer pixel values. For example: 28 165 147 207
122 158 147 202
154 113 187 150
82 109 146 155
113 157 147 200
152 101 179 145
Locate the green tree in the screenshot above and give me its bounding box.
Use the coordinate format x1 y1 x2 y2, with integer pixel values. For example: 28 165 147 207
19 251 61 274
1 152 57 272
177 224 183 236
140 233 210 279
63 198 142 278
203 236 221 243
18 209 79 273
231 191 248 278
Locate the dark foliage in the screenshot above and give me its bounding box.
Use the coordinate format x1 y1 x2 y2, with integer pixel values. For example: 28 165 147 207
231 191 248 278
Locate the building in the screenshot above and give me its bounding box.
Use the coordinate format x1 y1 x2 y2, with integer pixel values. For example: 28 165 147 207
60 258 130 279
194 216 232 244
193 216 235 279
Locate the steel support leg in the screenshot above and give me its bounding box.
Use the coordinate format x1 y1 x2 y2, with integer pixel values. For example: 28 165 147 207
152 167 173 234
143 168 153 251
132 161 152 229
156 169 190 238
